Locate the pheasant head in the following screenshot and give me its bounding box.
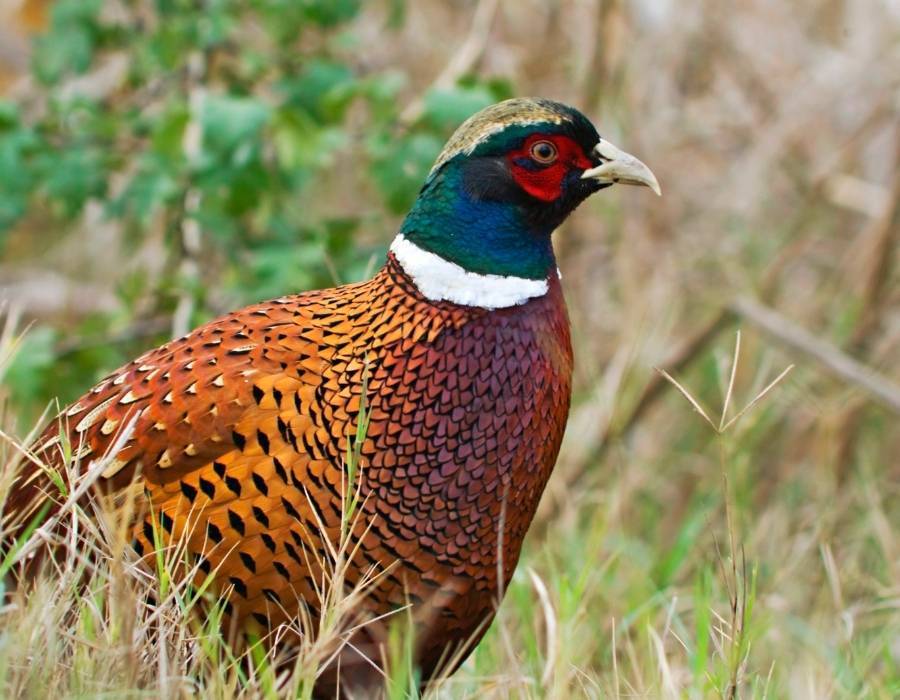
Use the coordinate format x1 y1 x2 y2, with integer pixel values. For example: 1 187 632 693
392 98 660 307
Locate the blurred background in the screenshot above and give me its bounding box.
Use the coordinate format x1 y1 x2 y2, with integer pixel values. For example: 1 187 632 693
0 0 898 697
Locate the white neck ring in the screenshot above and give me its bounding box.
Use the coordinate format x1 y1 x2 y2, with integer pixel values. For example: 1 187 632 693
389 234 549 309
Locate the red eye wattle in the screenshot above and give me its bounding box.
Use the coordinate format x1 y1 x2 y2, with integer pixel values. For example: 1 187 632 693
509 134 592 202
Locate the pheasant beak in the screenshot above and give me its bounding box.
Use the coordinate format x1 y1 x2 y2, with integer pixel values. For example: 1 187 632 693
581 138 661 196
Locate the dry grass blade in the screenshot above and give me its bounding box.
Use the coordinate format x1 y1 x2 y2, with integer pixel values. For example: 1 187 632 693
657 333 793 437
720 331 741 432
0 304 26 386
527 567 558 688
10 412 138 566
655 367 718 431
611 616 620 700
720 364 794 433
648 626 679 699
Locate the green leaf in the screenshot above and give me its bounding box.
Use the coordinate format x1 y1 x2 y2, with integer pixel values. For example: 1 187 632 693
5 327 58 407
31 0 103 84
115 157 180 223
279 60 358 122
299 0 361 26
36 145 108 217
201 94 271 154
369 132 443 213
0 100 20 130
0 126 40 231
421 84 496 131
271 107 347 173
151 103 191 161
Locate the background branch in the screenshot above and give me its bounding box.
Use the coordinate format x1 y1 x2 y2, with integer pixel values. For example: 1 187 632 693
729 296 900 414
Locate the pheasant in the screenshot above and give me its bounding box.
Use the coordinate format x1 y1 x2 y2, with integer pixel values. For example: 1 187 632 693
11 98 659 692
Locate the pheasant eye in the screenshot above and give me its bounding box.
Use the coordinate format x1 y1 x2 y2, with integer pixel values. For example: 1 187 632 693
529 140 558 164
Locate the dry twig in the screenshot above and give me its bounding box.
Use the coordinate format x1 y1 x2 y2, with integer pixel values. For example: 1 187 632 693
729 296 900 414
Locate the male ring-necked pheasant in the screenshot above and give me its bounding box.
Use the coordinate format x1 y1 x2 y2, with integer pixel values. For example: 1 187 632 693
13 98 659 691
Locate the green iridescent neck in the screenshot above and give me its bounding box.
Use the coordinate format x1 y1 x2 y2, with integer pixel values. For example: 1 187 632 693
398 159 556 281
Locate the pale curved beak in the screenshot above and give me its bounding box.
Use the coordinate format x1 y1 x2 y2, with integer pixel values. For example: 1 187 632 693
581 138 661 196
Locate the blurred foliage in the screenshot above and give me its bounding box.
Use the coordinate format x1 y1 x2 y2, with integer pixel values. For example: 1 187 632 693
0 0 508 419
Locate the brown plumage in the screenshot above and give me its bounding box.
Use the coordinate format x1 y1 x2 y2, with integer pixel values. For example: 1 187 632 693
18 257 572 685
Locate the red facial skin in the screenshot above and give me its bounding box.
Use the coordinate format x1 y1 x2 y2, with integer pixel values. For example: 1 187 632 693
507 134 594 202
